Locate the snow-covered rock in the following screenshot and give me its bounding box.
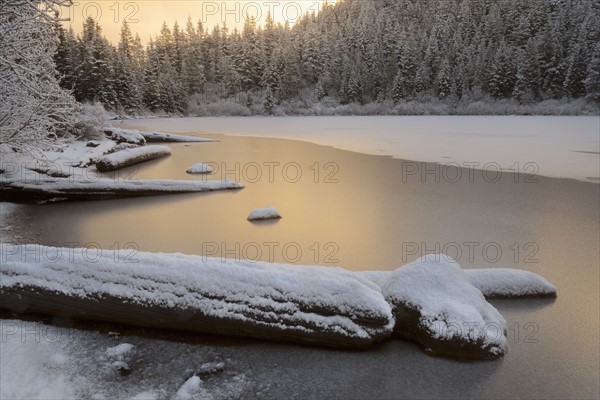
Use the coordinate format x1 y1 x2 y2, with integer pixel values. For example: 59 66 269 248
378 255 508 359
140 131 217 143
103 343 135 374
95 145 172 172
247 207 282 221
186 163 214 175
0 245 394 349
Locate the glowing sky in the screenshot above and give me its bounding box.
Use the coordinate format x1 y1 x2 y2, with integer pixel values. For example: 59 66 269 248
60 1 332 43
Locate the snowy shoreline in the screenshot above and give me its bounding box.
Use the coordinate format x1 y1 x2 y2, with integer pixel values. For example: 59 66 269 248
0 130 243 203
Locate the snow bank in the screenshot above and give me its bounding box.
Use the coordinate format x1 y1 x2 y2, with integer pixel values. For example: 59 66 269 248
378 255 507 359
95 145 171 172
186 163 214 174
464 269 557 298
1 177 244 201
247 207 282 221
0 245 394 349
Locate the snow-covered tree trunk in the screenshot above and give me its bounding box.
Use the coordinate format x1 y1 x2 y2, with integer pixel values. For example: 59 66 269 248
0 0 79 152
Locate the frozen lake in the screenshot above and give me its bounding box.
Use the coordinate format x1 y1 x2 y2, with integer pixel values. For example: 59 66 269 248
125 116 600 182
1 116 599 399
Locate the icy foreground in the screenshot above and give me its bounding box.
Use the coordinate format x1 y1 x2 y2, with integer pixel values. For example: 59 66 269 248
0 246 556 358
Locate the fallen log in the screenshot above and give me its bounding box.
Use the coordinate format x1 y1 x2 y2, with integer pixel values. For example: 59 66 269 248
95 145 172 172
0 178 244 202
0 245 394 349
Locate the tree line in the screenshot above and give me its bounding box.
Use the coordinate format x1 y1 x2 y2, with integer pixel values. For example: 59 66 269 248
54 0 600 115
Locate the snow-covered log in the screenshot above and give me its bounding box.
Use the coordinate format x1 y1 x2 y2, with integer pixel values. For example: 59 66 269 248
0 178 244 202
0 245 394 349
140 131 217 143
95 145 172 172
103 128 146 146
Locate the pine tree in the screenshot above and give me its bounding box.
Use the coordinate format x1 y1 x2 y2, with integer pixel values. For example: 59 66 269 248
585 42 600 103
263 87 274 115
489 42 517 98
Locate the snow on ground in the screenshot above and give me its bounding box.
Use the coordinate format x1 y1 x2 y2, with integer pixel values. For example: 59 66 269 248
247 207 282 221
0 319 252 399
0 320 75 399
123 116 600 182
1 244 394 345
187 163 214 174
95 145 172 172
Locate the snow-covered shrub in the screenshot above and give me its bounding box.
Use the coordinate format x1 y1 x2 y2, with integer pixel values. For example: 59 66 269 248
72 102 108 140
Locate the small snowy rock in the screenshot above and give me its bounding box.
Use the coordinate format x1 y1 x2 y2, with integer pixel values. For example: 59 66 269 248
186 163 213 175
247 207 282 221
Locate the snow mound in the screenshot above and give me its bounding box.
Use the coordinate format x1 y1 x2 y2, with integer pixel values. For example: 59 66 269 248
104 128 146 146
186 163 214 175
247 207 282 221
140 131 217 143
95 145 171 172
464 268 557 298
379 255 507 359
0 245 394 348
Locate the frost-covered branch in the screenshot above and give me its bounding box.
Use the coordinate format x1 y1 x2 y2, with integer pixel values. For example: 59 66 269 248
0 0 79 153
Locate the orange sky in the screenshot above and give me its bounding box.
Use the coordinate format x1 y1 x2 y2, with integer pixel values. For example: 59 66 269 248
60 1 333 43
